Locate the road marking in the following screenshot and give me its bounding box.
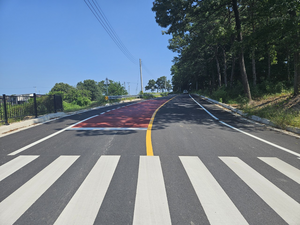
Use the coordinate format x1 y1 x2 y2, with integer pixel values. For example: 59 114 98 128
219 121 300 158
54 155 119 225
189 94 219 120
67 127 147 131
8 115 98 156
0 155 79 225
189 95 300 158
146 96 176 156
0 155 39 182
133 156 171 225
220 157 300 225
180 156 248 225
258 157 300 184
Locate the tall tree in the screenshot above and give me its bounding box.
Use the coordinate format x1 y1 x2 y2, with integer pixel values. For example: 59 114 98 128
77 79 101 101
145 79 157 92
232 0 252 101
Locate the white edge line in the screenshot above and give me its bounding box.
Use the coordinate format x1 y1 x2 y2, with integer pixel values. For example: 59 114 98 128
189 94 219 120
8 115 99 156
189 94 300 158
219 121 300 158
67 127 147 131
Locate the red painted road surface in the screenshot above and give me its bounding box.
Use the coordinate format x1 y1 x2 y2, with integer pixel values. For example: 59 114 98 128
73 99 168 128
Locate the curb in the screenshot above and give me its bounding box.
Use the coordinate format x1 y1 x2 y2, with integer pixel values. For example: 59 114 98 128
195 94 300 135
0 99 142 137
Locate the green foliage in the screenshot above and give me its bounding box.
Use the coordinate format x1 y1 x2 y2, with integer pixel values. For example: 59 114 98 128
77 79 100 101
145 79 157 92
72 96 91 107
141 93 155 99
152 0 300 98
160 92 168 97
50 78 128 111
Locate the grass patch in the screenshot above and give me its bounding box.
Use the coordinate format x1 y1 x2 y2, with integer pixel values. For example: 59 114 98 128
196 82 300 129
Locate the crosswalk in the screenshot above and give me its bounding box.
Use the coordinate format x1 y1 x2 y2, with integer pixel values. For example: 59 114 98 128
0 155 299 225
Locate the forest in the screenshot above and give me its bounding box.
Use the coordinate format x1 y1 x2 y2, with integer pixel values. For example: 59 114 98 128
152 0 300 102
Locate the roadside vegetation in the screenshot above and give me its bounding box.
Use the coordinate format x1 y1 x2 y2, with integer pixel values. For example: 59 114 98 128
150 0 300 130
196 81 300 129
49 79 128 113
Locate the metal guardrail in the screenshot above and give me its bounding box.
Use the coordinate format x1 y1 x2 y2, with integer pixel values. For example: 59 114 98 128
107 95 141 100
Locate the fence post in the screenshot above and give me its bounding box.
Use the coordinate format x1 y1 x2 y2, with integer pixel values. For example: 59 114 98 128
3 94 9 125
33 93 38 118
53 95 57 113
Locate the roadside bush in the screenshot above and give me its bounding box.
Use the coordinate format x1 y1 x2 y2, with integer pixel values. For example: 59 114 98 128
142 93 155 99
211 87 228 103
72 96 91 107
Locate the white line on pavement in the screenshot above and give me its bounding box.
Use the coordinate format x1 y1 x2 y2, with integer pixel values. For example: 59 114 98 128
133 156 171 225
258 157 300 184
180 156 248 225
220 157 300 225
67 127 147 131
0 155 39 182
189 95 300 158
54 156 120 225
0 155 79 225
8 115 99 156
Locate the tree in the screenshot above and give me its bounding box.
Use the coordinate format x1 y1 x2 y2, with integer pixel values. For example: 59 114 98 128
156 76 167 92
232 0 252 101
145 79 157 92
77 79 101 101
107 80 128 96
50 82 75 94
166 80 172 91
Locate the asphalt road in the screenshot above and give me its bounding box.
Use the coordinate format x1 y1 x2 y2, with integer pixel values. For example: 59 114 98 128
0 94 299 225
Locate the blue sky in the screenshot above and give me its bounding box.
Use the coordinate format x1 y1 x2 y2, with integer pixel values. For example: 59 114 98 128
0 0 175 95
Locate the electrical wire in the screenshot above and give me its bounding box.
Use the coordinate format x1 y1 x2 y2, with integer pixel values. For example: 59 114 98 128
84 0 157 82
92 0 137 63
84 0 137 65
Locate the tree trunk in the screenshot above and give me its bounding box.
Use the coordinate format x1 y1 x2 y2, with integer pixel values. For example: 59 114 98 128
222 47 228 87
287 51 290 82
212 62 216 91
232 0 252 101
267 51 271 80
294 51 300 96
215 47 222 87
230 55 236 87
252 48 257 87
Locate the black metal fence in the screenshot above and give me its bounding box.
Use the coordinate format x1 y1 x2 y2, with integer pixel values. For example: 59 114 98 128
0 94 63 125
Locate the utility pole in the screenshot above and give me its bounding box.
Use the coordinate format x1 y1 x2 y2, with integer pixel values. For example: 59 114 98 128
106 78 109 95
139 59 143 94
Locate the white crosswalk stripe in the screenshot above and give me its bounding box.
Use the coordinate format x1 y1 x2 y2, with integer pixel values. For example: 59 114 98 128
0 155 79 225
0 155 299 224
220 157 300 225
258 157 300 184
0 155 39 182
180 156 248 225
54 155 120 225
133 156 171 225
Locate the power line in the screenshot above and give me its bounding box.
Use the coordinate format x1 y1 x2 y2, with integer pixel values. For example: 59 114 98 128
142 62 156 79
84 1 157 83
84 0 137 65
92 0 137 63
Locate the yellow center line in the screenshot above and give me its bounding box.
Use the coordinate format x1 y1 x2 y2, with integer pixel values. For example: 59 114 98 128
146 96 177 156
